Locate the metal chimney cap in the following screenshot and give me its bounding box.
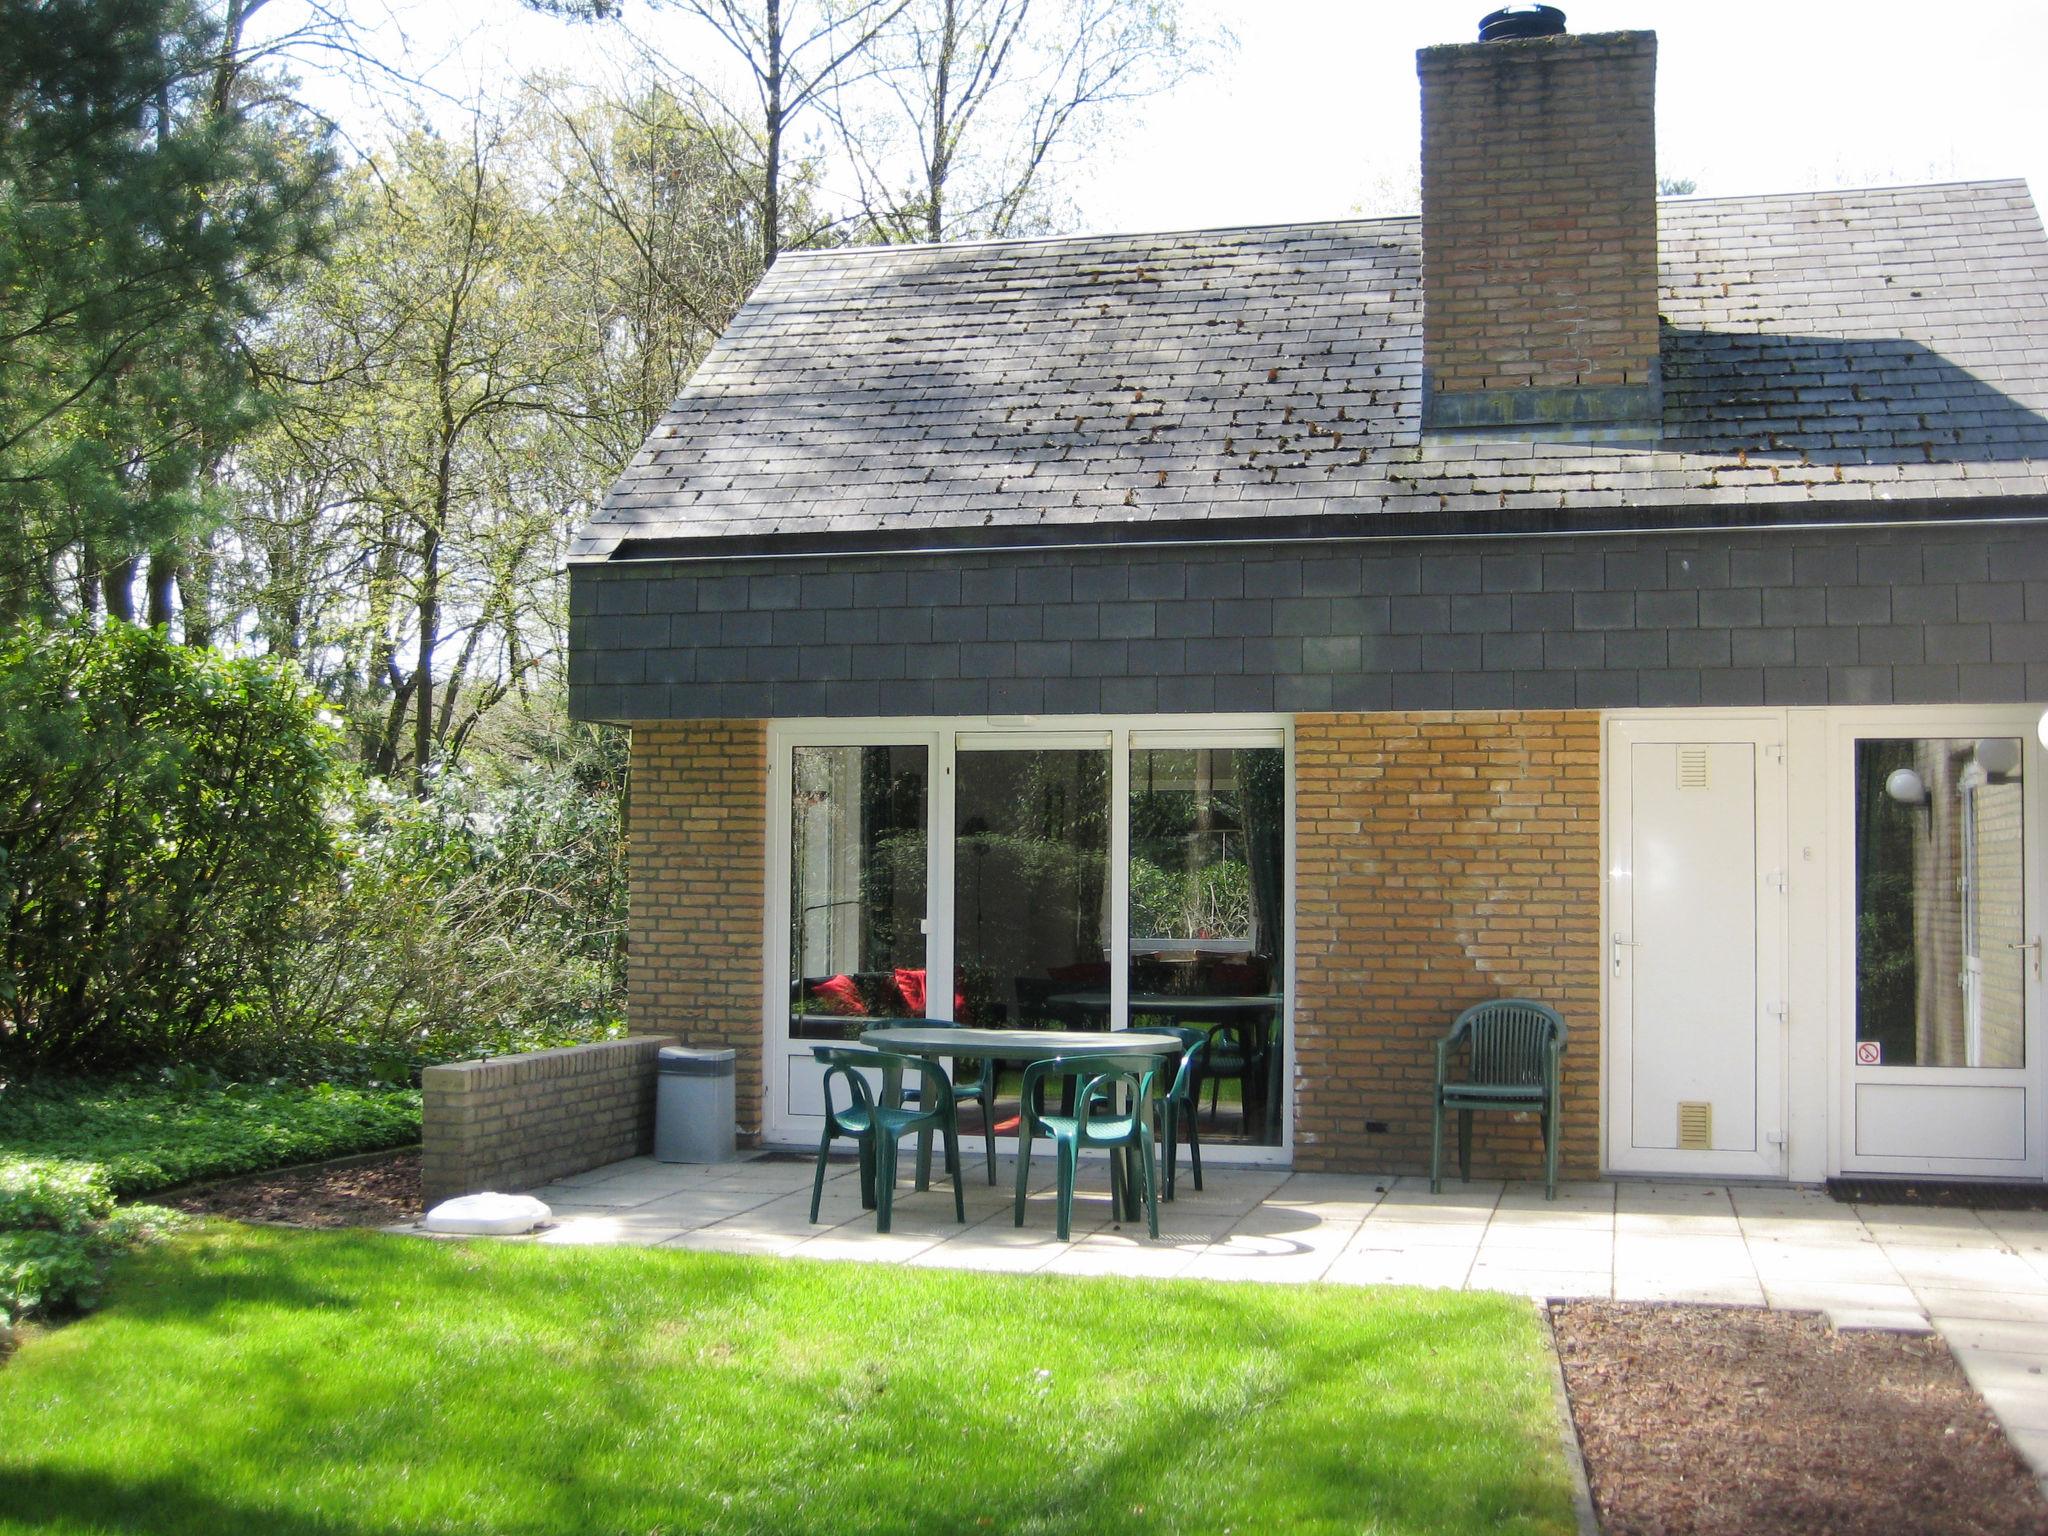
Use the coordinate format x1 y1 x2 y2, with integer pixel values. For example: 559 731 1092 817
1478 5 1568 40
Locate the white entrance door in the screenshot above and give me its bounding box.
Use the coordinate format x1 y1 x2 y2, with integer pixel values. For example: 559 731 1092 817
1607 718 1788 1178
1834 715 2045 1179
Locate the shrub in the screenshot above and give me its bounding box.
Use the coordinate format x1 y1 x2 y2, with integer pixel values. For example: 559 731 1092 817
258 716 628 1069
0 1152 186 1322
0 621 339 1070
0 1158 113 1231
0 1203 184 1320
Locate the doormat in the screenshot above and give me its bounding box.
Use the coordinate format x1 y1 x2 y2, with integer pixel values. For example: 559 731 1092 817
1826 1177 2048 1211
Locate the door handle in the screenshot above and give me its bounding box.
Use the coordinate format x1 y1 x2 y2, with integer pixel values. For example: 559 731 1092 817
1612 933 1639 977
2010 937 2043 981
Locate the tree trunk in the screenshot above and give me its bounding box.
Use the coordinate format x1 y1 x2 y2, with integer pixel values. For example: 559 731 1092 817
763 0 783 268
145 547 178 629
413 528 439 795
925 0 956 243
102 557 138 622
178 557 214 648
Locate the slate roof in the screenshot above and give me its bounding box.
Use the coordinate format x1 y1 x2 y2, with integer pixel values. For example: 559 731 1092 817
571 180 2048 562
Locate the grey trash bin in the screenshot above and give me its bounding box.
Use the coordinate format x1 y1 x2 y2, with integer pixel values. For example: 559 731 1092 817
655 1046 737 1163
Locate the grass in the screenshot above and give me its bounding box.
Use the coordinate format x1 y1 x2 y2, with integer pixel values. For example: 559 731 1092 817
0 1077 420 1195
0 1226 1575 1536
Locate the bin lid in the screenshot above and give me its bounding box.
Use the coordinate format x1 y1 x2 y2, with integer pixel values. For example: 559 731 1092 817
659 1045 737 1076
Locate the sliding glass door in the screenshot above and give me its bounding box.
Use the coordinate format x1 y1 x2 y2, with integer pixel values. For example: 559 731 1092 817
766 720 1291 1159
953 740 1111 1030
1127 742 1287 1148
787 745 931 1040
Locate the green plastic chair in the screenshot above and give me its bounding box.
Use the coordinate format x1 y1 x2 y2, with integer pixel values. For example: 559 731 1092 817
892 1017 999 1185
1201 1020 1255 1124
1430 999 1568 1200
808 1046 966 1233
1151 1024 1207 1201
1013 1053 1161 1241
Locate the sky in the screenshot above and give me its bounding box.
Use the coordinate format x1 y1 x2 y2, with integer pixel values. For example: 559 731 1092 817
281 0 2048 235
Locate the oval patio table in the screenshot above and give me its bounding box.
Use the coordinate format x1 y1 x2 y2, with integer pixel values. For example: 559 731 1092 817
1046 993 1286 1142
857 1025 1183 1200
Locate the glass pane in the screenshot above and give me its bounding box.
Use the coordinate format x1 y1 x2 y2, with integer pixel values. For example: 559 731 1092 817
1855 738 2026 1069
1129 746 1286 1146
789 746 928 1041
954 748 1110 1031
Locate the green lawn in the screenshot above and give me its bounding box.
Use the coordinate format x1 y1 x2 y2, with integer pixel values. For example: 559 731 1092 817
0 1227 1575 1536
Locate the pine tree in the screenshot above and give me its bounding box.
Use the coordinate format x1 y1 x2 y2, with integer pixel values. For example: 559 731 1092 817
0 0 337 621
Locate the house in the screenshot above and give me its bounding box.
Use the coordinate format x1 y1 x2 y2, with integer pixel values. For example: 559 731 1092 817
566 13 2048 1187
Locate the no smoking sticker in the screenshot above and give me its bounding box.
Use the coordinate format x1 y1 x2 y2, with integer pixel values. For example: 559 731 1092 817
1856 1041 1882 1066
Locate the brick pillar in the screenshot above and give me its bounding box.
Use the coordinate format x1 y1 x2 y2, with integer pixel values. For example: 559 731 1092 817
1292 711 1602 1178
1417 29 1661 436
628 721 768 1137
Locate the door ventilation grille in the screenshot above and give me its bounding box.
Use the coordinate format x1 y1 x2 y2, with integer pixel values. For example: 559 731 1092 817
1678 746 1710 790
1677 1101 1713 1151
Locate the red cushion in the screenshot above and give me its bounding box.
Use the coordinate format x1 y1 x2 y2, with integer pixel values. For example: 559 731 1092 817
811 974 866 1015
893 967 927 1013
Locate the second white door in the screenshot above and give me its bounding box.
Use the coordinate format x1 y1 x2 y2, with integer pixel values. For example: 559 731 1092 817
1607 717 1787 1178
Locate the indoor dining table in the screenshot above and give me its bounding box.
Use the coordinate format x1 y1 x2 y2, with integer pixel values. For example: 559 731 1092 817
857 1025 1182 1193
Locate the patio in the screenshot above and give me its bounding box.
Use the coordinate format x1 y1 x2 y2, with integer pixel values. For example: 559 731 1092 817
487 1153 2048 1481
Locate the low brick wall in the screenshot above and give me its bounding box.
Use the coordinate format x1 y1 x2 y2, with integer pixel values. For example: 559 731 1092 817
421 1034 678 1205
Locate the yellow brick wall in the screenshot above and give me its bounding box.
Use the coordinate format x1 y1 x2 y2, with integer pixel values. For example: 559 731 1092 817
1293 711 1602 1178
628 721 768 1137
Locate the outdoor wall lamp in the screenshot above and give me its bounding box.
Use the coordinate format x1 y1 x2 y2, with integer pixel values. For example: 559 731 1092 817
1976 737 2022 780
1885 766 1933 830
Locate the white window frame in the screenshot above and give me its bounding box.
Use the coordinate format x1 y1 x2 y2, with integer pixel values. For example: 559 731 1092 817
1825 704 2046 1179
762 714 1295 1165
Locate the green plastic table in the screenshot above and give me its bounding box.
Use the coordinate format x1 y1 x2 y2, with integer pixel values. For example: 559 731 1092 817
858 1026 1182 1191
1045 994 1285 1140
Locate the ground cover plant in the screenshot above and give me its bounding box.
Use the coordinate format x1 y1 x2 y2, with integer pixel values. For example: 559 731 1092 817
0 1077 421 1197
0 1077 417 1321
0 1159 182 1320
0 1226 1575 1536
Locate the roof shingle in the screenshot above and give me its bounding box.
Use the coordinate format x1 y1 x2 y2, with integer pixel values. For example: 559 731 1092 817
572 180 2048 561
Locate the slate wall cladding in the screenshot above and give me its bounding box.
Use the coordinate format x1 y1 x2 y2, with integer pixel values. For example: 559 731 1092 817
569 523 2048 722
421 1034 678 1205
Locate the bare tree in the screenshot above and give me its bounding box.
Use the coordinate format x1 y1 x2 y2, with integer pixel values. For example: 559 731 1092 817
533 0 912 266
833 0 1225 244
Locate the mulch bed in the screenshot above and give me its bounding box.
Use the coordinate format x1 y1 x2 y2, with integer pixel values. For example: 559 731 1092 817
1553 1301 2048 1536
168 1149 422 1229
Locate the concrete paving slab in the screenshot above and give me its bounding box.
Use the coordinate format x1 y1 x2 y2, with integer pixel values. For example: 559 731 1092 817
1942 1319 2048 1357
1475 1241 1614 1276
1323 1249 1477 1289
1346 1218 1493 1250
1917 1287 2048 1326
1762 1281 1927 1315
1467 1266 1614 1301
1826 1307 1935 1334
1611 1273 1768 1307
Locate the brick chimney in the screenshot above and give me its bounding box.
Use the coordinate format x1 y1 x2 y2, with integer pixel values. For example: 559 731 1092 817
1417 23 1661 440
